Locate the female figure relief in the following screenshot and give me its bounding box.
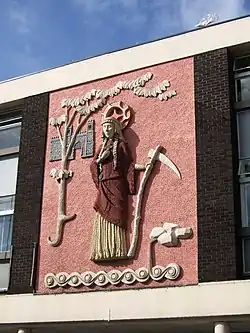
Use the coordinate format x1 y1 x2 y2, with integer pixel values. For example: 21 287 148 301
90 104 145 261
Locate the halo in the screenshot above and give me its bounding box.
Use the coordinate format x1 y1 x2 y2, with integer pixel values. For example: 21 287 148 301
102 101 131 130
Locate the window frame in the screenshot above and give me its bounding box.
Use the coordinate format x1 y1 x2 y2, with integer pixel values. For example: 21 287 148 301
0 117 21 157
240 182 250 228
238 173 250 276
235 74 250 103
234 56 250 276
236 109 250 159
0 214 13 258
0 192 15 260
242 237 250 274
234 55 250 72
0 115 21 290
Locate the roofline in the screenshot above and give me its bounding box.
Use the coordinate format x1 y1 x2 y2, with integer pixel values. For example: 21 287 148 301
1 15 250 105
2 14 250 86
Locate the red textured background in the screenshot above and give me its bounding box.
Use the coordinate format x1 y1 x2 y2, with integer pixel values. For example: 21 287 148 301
37 57 197 293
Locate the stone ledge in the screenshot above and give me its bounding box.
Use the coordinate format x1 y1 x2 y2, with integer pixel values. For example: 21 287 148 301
1 279 250 324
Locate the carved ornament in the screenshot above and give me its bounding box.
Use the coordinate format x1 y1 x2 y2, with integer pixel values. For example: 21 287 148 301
61 72 177 114
45 263 180 288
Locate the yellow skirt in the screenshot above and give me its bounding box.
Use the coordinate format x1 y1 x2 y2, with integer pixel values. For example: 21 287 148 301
91 213 127 261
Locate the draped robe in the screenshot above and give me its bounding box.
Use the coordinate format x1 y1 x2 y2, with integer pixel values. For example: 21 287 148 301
90 139 135 260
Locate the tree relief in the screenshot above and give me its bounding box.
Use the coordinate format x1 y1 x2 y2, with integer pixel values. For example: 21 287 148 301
47 72 177 248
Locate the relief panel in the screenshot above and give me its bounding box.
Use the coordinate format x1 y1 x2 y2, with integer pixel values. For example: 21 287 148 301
38 58 197 293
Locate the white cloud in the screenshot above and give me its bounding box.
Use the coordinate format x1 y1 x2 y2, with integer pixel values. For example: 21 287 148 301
8 0 31 34
179 0 246 29
72 0 148 33
73 0 141 13
73 0 113 12
118 0 140 9
0 0 247 80
72 0 247 38
145 0 247 39
0 0 43 80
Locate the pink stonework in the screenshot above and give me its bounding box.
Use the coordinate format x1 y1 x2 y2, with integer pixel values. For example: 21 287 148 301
37 57 197 293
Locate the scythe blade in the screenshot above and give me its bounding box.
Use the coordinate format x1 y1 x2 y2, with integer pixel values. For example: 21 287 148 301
148 148 181 179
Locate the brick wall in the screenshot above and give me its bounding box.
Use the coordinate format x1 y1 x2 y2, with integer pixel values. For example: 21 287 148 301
194 48 239 282
8 93 49 294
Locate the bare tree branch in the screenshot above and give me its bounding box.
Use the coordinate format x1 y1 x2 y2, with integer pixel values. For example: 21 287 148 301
66 114 90 159
68 109 77 128
56 125 63 146
78 114 82 124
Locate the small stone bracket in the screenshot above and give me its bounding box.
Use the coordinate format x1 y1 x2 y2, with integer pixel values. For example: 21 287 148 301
149 222 193 246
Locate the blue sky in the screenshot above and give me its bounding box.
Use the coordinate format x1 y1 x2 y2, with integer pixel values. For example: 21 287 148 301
0 0 249 81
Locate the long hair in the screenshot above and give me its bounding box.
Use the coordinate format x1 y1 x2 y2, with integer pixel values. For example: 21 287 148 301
98 117 124 170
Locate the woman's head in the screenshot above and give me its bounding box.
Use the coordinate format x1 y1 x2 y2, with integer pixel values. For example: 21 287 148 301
101 117 123 140
102 122 115 139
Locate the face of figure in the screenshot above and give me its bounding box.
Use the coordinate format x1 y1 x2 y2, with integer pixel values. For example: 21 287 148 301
102 122 115 139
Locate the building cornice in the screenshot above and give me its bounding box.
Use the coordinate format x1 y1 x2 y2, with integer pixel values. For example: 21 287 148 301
0 16 250 105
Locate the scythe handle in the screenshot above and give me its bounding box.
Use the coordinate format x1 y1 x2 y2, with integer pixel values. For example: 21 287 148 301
127 145 162 258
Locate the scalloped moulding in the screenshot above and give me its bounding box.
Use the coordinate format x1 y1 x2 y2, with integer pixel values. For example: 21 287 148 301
45 263 181 288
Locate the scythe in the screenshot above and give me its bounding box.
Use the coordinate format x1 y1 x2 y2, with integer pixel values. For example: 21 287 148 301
127 145 181 258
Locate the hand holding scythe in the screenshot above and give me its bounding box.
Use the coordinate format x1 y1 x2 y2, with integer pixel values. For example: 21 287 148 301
127 145 181 258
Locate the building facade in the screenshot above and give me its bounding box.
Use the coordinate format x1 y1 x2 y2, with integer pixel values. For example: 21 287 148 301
1 15 250 333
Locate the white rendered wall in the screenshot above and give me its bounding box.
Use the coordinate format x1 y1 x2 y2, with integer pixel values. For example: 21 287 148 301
0 17 250 105
1 280 250 324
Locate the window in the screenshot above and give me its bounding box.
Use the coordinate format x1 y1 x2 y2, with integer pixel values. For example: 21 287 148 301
0 195 14 253
242 238 250 273
234 56 250 275
0 117 21 291
235 56 250 109
235 75 250 103
234 55 250 72
0 118 21 156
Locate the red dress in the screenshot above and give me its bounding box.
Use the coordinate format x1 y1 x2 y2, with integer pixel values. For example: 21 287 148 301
90 139 135 229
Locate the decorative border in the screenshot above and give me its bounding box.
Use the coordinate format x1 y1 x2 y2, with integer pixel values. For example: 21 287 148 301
45 263 180 288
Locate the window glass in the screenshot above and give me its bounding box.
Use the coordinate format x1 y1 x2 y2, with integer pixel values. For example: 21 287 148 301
0 215 13 252
0 117 20 291
0 156 18 196
237 110 250 159
0 262 10 291
235 56 250 276
0 196 14 253
234 56 250 71
238 159 250 177
0 122 21 151
241 184 250 227
243 238 250 273
0 195 15 212
235 76 250 102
